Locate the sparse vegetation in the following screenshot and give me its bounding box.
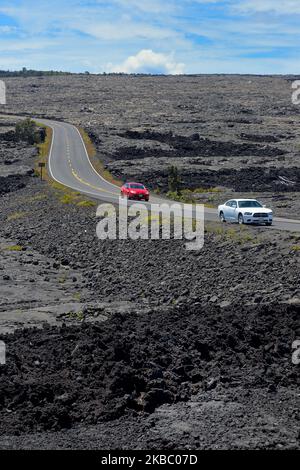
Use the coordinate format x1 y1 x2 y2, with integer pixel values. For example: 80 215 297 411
57 189 96 206
291 245 300 251
205 222 255 245
166 190 194 204
4 245 23 252
59 194 74 204
66 310 84 321
77 200 96 208
193 187 221 194
166 186 219 207
58 274 67 284
15 118 44 145
168 165 181 194
73 292 81 301
7 212 27 221
27 194 47 203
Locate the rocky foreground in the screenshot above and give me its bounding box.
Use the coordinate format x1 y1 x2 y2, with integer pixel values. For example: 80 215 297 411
0 168 299 448
0 302 299 450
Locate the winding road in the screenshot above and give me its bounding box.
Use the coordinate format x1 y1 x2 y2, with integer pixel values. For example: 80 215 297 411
39 118 300 232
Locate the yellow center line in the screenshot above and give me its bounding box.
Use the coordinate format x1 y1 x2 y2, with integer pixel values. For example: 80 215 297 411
70 167 118 195
55 125 122 197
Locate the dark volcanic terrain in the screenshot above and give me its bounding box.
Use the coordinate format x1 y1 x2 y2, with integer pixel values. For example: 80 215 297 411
0 74 299 449
3 74 300 202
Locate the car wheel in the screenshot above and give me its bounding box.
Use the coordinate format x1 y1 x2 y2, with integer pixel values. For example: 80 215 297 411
238 213 244 225
219 211 226 223
266 222 272 226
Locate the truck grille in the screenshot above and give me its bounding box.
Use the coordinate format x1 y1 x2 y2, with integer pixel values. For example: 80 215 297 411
253 213 268 218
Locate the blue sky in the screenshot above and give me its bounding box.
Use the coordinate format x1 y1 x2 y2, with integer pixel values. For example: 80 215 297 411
0 0 300 74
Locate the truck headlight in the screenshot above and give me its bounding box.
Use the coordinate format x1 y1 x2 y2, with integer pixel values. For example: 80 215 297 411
244 212 252 216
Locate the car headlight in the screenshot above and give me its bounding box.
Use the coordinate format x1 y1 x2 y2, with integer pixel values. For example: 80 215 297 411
244 212 252 216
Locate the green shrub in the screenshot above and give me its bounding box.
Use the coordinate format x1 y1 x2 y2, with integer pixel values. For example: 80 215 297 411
168 166 181 193
15 118 42 145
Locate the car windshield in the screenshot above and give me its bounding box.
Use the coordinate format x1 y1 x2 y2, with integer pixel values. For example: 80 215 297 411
130 184 145 189
238 201 263 208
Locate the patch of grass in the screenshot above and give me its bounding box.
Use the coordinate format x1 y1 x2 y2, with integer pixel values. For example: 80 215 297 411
50 180 66 191
166 190 217 208
76 311 84 321
50 180 92 206
5 245 23 252
58 274 67 284
237 233 254 244
205 225 224 236
46 178 93 207
66 310 84 321
226 228 237 239
58 191 96 207
7 211 27 221
78 127 122 187
291 245 300 251
27 194 47 203
205 222 255 245
77 200 96 208
73 292 81 301
193 187 221 194
166 190 194 204
59 194 75 204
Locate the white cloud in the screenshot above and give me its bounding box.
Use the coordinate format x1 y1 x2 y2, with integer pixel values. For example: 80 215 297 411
108 49 185 74
0 0 299 74
81 21 179 41
0 26 18 34
0 39 57 52
236 0 300 14
114 0 175 14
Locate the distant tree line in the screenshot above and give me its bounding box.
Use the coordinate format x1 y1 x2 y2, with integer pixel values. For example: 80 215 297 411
0 69 186 77
0 67 72 77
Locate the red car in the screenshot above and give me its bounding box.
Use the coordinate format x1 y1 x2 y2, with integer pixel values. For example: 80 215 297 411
121 182 150 201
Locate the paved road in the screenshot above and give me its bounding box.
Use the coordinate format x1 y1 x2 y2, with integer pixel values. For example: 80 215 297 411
39 119 300 232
